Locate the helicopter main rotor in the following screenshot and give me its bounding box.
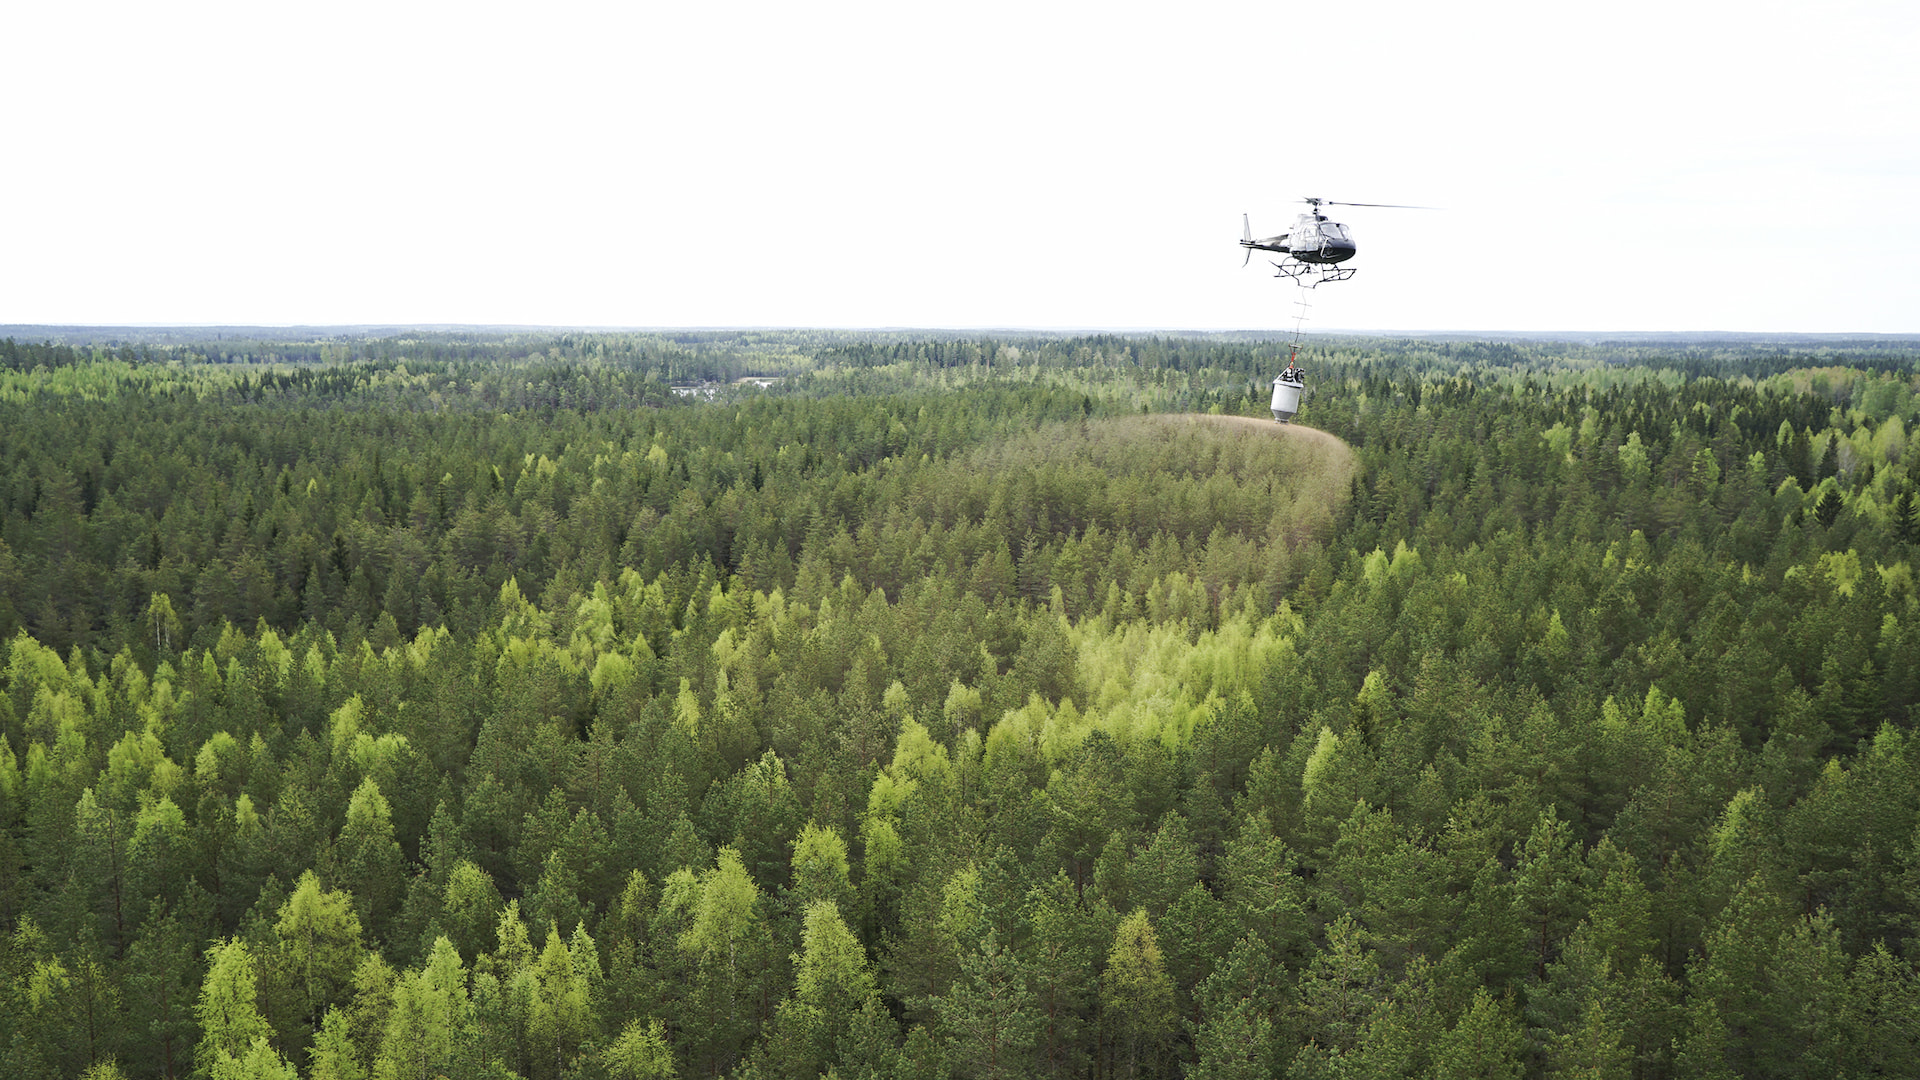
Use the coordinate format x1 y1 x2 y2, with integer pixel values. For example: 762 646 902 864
1301 196 1435 211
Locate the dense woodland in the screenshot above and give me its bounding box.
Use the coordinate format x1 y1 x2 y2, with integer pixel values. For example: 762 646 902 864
3 329 1920 1079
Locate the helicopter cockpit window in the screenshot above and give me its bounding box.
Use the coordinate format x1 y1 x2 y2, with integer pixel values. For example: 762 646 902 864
1323 223 1352 242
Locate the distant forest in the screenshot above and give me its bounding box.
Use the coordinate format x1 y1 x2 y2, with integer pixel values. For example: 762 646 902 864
2 329 1918 1079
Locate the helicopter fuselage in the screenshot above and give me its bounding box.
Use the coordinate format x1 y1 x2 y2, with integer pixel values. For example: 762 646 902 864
1285 213 1356 264
1240 212 1358 265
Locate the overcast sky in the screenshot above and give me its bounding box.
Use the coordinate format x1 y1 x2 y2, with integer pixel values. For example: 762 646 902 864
5 0 1916 334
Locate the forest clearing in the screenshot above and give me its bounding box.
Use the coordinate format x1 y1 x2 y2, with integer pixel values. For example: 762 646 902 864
1173 413 1355 483
2 330 1919 1079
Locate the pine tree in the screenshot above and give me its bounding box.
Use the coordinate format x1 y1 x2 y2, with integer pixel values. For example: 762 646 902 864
1547 998 1632 1080
1297 914 1383 1054
336 778 406 942
1786 426 1814 489
936 932 1040 1080
1429 988 1524 1080
1815 487 1844 528
1101 909 1173 1080
124 909 201 1080
1188 935 1285 1080
1024 872 1104 1080
1892 489 1919 544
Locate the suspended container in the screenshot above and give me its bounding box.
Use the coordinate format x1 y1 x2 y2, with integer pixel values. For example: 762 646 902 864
1270 363 1305 422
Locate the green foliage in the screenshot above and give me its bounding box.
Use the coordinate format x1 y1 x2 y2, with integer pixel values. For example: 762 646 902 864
765 900 876 1078
603 1018 676 1080
271 872 366 1058
1102 909 1174 1078
1430 988 1524 1080
371 935 468 1080
3 329 1920 1078
934 932 1040 1080
196 939 274 1078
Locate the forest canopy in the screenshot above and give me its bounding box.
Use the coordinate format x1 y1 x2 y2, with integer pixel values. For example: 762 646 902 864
2 329 1919 1079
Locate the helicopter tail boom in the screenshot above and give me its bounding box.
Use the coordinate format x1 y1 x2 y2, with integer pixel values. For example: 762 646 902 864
1238 214 1291 263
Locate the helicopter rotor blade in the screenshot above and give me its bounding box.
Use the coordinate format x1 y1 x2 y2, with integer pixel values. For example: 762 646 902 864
1315 199 1439 210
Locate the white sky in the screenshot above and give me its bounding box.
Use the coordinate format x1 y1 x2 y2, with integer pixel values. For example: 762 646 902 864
4 0 1917 334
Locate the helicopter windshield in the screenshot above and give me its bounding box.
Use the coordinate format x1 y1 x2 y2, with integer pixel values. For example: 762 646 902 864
1321 223 1352 243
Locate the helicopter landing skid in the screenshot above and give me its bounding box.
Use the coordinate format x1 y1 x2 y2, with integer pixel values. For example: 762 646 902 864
1271 262 1356 288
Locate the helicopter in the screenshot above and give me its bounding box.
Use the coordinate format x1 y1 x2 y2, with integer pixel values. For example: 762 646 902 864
1241 197 1428 286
